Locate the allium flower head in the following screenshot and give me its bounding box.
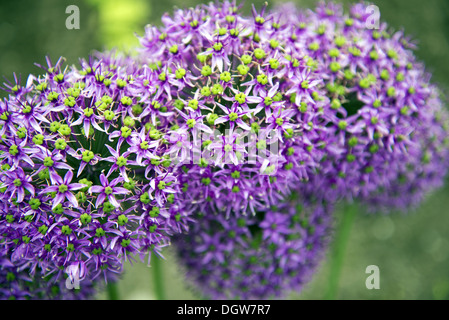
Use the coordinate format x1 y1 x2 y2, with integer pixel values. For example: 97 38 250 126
136 0 335 217
275 1 449 211
174 190 332 299
0 53 191 298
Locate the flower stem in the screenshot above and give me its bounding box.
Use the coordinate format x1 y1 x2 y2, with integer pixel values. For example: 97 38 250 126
152 255 165 300
325 203 358 300
107 281 119 300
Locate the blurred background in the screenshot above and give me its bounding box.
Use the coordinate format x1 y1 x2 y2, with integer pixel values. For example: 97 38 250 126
0 0 448 299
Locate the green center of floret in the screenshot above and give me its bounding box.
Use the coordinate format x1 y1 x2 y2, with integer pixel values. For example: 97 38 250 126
235 93 246 104
43 157 54 167
13 179 22 187
9 145 18 156
301 80 309 89
55 138 67 150
224 144 233 152
188 99 199 110
257 74 268 85
220 71 231 82
140 141 149 150
254 48 266 60
84 108 94 117
175 68 186 79
264 97 273 106
187 119 196 128
229 112 238 121
276 118 284 126
120 126 132 138
80 213 92 224
116 156 127 167
95 227 105 237
213 42 223 52
118 214 128 226
157 181 166 190
82 150 94 162
201 65 212 77
104 186 113 195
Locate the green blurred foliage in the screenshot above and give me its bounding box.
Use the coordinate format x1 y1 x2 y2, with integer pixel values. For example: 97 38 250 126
1 0 448 300
85 0 151 50
0 0 152 98
0 0 100 97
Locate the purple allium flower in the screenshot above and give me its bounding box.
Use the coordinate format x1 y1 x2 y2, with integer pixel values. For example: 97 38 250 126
274 1 449 211
0 53 190 298
40 170 86 209
135 0 336 217
173 189 333 300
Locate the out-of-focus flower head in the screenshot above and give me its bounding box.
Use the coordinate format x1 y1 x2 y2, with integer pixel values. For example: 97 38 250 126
275 1 449 211
174 188 333 299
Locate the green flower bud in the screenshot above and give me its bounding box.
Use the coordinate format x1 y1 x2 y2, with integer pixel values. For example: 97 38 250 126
61 225 72 235
241 54 252 65
220 71 232 82
201 65 212 77
117 214 128 226
80 213 92 225
254 48 266 60
175 68 186 79
58 124 71 136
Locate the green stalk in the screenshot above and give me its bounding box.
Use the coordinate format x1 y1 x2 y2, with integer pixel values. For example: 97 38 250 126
152 255 165 300
324 203 358 300
107 281 119 300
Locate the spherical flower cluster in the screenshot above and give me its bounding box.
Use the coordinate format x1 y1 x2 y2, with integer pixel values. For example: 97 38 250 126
275 1 449 211
136 0 333 216
0 53 191 298
174 189 332 299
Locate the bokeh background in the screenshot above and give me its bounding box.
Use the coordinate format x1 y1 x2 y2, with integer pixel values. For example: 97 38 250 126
1 0 448 299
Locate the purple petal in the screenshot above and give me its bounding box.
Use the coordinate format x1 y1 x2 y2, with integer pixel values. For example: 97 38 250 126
112 187 129 195
83 120 91 138
108 195 120 208
64 170 74 184
92 119 104 133
16 188 25 203
52 193 65 209
100 173 108 186
77 162 87 177
89 186 104 193
55 162 73 171
69 183 87 191
65 192 79 208
22 182 35 196
95 193 106 208
105 144 119 157
41 185 59 194
119 167 129 182
236 119 251 131
214 117 228 125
